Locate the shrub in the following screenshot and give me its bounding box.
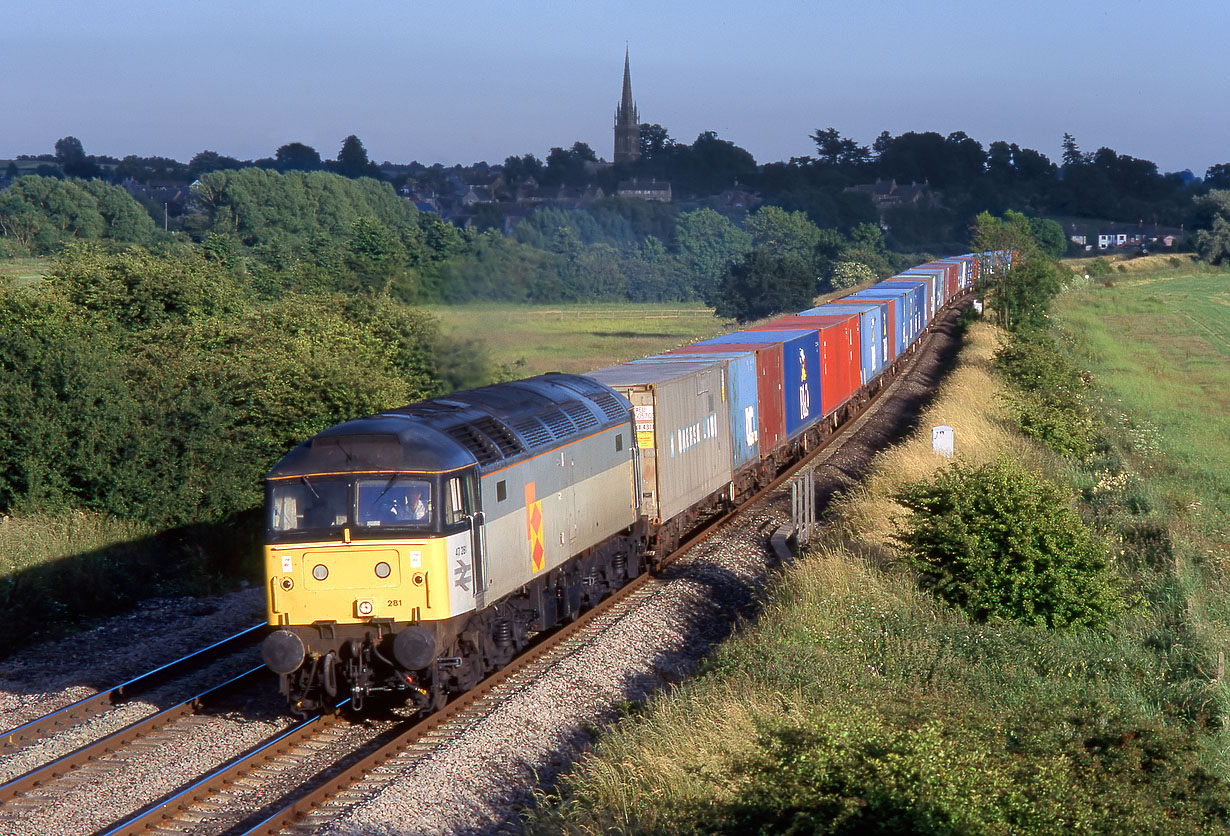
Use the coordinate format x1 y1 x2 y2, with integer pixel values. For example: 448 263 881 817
994 333 1096 458
893 458 1122 628
1086 257 1114 278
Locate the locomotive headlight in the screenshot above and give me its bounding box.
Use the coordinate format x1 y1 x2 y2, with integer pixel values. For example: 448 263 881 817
312 564 329 581
280 577 294 591
356 598 375 617
374 562 391 578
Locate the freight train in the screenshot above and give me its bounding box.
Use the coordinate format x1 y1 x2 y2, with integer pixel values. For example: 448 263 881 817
260 251 1014 714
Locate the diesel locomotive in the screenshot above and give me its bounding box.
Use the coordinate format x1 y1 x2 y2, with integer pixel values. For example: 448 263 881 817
260 251 1013 714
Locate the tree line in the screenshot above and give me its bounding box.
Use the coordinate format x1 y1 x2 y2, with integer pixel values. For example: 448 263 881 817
0 242 504 529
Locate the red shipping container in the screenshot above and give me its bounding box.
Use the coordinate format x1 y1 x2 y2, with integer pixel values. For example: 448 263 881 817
920 261 958 304
663 341 787 458
743 313 861 417
835 295 900 362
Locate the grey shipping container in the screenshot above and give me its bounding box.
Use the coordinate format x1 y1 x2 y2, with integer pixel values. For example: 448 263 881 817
631 350 760 472
586 360 733 525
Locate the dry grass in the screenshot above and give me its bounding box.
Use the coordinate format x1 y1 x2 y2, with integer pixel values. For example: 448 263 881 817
835 321 1032 553
0 509 151 577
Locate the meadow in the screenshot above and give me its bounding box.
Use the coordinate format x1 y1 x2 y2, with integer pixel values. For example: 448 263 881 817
425 302 733 376
0 256 50 286
1055 272 1230 522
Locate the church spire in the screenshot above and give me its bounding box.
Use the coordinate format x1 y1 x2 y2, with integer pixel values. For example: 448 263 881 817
613 45 641 163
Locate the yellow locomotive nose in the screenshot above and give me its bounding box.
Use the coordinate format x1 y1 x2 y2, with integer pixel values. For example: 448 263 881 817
266 538 454 625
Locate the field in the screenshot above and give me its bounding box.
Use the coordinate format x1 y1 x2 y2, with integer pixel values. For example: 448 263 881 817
0 257 50 286
1055 272 1230 522
425 303 735 376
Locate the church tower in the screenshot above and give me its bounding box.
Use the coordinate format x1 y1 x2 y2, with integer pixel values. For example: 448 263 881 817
613 46 641 163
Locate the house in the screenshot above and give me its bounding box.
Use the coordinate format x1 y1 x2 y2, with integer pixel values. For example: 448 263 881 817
844 178 940 212
616 177 672 202
1093 222 1184 251
461 185 494 207
713 182 762 211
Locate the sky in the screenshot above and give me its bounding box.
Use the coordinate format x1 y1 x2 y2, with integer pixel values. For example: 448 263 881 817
4 0 1226 176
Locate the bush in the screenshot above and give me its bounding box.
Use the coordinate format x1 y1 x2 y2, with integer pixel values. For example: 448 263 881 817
707 697 1230 836
893 458 1122 628
994 333 1096 458
1087 257 1114 278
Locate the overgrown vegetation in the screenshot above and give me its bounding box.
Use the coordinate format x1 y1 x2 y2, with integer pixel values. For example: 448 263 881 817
527 267 1230 833
994 331 1096 457
894 458 1121 628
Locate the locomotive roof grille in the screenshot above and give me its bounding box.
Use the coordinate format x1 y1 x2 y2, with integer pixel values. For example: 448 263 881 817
471 415 525 457
562 400 599 431
540 408 577 440
590 391 628 422
443 417 526 467
511 416 554 449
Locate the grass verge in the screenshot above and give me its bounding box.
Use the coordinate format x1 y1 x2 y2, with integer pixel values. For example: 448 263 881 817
424 302 734 376
528 308 1230 834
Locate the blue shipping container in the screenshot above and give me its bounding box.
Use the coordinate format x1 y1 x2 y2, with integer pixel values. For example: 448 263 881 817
799 303 885 385
843 289 907 362
899 268 945 317
631 351 760 471
868 281 927 346
698 330 821 439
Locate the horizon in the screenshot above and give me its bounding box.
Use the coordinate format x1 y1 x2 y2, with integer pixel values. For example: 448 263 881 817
5 1 1226 177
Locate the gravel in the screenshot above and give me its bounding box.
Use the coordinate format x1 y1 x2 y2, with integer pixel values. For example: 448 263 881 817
0 307 965 836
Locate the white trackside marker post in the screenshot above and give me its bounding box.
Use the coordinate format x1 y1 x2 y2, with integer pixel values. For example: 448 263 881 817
933 425 954 459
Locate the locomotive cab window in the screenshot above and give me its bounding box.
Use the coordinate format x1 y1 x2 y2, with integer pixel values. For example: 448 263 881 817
356 475 432 529
443 471 479 530
268 476 348 534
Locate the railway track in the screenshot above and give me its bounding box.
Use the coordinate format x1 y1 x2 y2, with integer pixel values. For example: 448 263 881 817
0 624 274 835
1 299 969 836
1 624 264 753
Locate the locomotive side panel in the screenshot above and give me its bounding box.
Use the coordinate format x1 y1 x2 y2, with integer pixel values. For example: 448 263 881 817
478 424 638 603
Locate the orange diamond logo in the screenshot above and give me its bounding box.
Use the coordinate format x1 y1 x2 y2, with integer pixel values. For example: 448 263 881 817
525 481 545 573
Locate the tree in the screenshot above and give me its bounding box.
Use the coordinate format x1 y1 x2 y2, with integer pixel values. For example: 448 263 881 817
1028 217 1067 258
673 208 752 304
714 249 816 323
1061 132 1083 169
830 260 874 289
336 134 378 178
543 142 598 187
745 205 822 263
0 176 156 253
670 131 757 195
638 123 674 161
1205 164 1230 190
1194 190 1230 265
810 127 870 167
502 153 544 185
188 150 243 179
54 136 99 179
970 210 1064 331
275 142 322 171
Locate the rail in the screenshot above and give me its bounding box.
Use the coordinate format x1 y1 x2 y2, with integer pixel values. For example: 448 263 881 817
1 623 265 751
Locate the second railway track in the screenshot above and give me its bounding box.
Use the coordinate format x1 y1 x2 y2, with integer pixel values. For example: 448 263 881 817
0 300 970 836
